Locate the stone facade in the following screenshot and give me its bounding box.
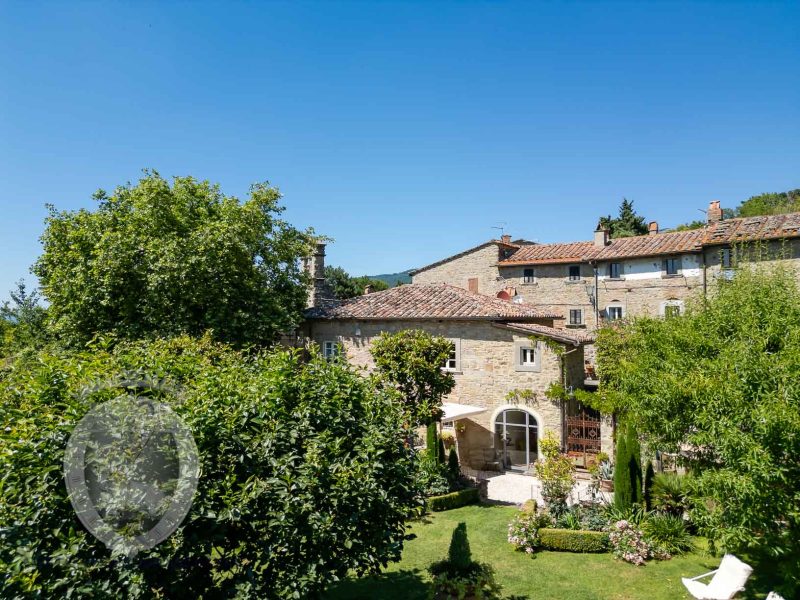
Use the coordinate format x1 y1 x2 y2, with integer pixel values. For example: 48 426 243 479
412 243 510 297
303 318 605 470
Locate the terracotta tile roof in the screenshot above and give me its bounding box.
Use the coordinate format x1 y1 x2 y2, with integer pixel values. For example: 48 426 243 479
703 213 800 245
498 212 800 266
305 283 560 321
498 241 595 265
410 240 523 275
589 229 704 261
497 322 595 346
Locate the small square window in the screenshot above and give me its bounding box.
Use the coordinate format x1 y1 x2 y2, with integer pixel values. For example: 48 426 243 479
664 257 681 276
523 268 535 283
322 341 340 359
664 305 681 319
569 309 583 325
608 263 622 279
607 306 623 321
568 265 581 281
520 347 536 365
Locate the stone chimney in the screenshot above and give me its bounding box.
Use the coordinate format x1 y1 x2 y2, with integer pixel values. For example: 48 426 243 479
304 242 330 308
500 234 512 245
594 223 610 248
648 221 659 235
364 284 373 295
707 200 723 224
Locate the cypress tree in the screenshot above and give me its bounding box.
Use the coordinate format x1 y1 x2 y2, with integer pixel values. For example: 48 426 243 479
644 460 655 510
627 424 643 506
447 523 472 573
447 446 460 484
614 422 632 508
438 435 446 464
426 422 439 461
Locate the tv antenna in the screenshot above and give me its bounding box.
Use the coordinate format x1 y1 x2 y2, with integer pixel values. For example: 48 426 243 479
491 222 507 237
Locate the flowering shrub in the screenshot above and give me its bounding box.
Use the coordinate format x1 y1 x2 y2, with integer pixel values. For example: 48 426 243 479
608 520 654 565
507 511 552 555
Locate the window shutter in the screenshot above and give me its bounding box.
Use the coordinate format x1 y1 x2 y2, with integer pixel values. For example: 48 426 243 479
468 278 479 293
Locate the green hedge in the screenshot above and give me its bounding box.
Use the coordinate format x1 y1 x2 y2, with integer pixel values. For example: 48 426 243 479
427 488 480 512
538 528 609 553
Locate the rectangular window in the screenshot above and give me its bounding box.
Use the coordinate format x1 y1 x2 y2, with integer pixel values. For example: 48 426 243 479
322 341 340 359
664 305 681 319
523 268 535 283
721 248 732 269
568 265 581 281
607 306 623 321
569 309 583 326
664 257 681 276
442 339 460 372
468 278 479 293
520 347 536 366
608 263 622 279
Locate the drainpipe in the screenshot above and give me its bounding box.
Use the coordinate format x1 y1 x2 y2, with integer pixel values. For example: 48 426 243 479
591 262 600 328
701 250 707 299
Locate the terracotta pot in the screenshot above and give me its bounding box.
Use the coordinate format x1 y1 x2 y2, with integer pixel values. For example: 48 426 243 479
600 479 614 492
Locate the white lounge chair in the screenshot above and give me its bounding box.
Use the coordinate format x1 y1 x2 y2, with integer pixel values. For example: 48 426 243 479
682 554 753 600
765 593 785 600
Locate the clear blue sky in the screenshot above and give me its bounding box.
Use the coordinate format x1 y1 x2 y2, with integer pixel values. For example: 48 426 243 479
1 1 798 300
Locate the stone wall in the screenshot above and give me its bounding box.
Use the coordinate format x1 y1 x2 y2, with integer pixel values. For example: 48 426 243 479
305 318 596 469
412 243 507 297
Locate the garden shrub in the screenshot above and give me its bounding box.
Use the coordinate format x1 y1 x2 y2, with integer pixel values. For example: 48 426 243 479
537 528 609 553
417 452 451 497
507 510 552 555
644 461 655 510
553 504 607 532
446 447 460 485
651 472 690 517
533 432 575 517
427 488 480 512
642 514 694 555
0 337 422 599
429 523 502 599
608 520 659 565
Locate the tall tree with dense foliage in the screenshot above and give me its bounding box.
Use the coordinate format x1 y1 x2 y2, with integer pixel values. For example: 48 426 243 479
596 265 800 590
370 330 455 461
599 198 649 239
33 171 314 347
324 265 389 300
613 421 642 509
0 279 49 352
0 336 422 598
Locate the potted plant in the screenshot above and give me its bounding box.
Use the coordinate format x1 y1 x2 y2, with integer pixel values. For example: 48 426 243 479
596 452 614 492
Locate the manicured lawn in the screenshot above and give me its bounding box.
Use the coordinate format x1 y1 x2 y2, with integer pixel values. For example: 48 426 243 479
326 504 756 600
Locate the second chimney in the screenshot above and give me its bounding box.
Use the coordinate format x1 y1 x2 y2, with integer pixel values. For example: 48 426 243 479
648 221 659 235
594 223 610 247
500 234 512 244
707 200 723 224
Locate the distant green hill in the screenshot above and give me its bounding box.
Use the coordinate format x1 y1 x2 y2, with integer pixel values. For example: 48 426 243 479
367 270 413 287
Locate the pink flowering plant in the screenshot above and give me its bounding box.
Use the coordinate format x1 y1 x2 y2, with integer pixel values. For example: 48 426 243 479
608 520 654 566
507 511 551 556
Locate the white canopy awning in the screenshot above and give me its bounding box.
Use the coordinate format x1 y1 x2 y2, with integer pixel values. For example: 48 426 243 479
441 402 486 423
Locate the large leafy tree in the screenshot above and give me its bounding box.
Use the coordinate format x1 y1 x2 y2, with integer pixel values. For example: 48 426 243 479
598 198 649 239
734 189 800 218
33 171 314 347
370 330 455 460
0 336 422 598
324 265 389 300
595 265 800 588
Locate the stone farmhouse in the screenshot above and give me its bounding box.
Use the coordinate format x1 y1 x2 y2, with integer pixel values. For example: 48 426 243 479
412 201 800 335
301 243 606 474
301 200 800 474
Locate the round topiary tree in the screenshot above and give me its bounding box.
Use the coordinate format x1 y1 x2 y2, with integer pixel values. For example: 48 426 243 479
0 336 423 598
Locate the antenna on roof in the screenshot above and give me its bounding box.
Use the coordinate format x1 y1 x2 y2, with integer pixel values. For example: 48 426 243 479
491 222 507 236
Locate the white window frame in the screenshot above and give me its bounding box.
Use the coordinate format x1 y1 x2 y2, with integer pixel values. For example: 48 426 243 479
660 300 684 318
606 304 624 321
442 338 461 373
513 341 542 372
522 267 536 284
322 340 341 359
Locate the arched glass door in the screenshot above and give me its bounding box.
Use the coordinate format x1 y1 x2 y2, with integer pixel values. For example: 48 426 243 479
494 409 538 471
